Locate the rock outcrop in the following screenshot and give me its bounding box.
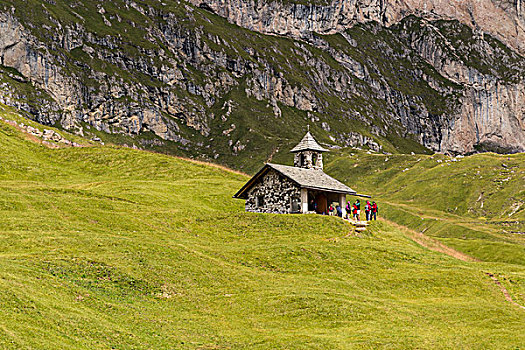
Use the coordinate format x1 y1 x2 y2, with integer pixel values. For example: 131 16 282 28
0 114 85 148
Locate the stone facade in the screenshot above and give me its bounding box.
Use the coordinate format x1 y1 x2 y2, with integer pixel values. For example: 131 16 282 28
245 169 301 214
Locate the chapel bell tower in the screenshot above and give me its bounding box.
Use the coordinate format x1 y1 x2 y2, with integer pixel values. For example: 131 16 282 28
290 130 328 170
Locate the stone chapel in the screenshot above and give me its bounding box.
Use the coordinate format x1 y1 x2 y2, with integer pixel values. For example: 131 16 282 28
234 131 360 215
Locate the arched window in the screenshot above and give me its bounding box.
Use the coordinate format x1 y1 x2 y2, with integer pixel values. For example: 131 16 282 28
312 153 317 166
300 154 305 167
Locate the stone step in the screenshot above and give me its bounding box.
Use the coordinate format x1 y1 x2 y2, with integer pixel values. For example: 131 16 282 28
347 220 369 227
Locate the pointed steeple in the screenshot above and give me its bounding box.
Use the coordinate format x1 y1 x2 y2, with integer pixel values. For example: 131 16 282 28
290 131 328 153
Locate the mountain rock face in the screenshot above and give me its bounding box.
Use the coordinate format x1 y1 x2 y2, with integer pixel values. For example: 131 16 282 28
397 18 525 154
0 0 523 171
194 0 525 153
194 0 525 55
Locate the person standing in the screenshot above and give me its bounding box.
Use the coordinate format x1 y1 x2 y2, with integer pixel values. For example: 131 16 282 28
364 201 371 221
371 202 378 220
336 205 342 217
328 204 335 216
354 199 361 221
346 201 351 219
352 203 358 221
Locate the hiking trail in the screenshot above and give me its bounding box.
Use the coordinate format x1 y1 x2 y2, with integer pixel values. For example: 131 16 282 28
383 218 525 311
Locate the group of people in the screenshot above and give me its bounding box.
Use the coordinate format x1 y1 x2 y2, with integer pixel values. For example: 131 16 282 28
327 199 378 221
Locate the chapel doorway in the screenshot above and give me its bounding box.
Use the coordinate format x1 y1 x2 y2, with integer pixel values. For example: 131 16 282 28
315 193 327 214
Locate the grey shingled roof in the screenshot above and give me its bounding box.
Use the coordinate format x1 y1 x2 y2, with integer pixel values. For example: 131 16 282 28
290 132 328 153
267 163 356 194
233 163 360 199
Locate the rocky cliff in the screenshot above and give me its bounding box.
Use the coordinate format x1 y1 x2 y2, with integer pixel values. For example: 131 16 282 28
0 0 523 172
194 0 525 55
195 0 525 154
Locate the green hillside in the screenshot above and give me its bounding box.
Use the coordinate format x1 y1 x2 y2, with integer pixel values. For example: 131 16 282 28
326 150 525 263
1 110 524 349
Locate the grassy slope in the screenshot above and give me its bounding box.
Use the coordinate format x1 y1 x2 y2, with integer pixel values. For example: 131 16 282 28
1 113 524 349
325 150 525 302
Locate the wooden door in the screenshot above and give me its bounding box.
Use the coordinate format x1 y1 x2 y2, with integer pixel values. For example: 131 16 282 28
316 193 327 214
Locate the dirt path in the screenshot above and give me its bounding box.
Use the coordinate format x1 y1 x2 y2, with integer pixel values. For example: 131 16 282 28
486 273 525 310
383 218 525 310
382 218 478 262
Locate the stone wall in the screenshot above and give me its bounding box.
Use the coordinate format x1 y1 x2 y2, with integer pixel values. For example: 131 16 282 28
245 169 301 214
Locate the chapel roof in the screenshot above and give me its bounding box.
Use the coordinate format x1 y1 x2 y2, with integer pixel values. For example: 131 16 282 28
267 163 355 194
233 163 357 199
290 131 328 153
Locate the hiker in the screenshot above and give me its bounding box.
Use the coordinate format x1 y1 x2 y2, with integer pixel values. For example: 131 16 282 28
371 201 378 220
352 203 358 220
345 201 351 219
336 205 342 217
354 199 361 221
364 200 371 221
309 199 316 212
328 204 335 216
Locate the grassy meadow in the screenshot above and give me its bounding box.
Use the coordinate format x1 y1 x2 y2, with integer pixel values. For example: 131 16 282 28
0 110 524 349
325 149 524 263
